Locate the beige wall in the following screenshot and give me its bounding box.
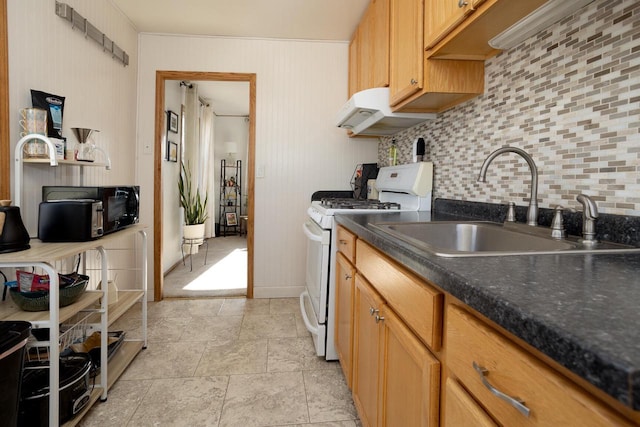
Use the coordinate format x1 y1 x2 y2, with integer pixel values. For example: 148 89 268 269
137 34 378 298
7 0 140 287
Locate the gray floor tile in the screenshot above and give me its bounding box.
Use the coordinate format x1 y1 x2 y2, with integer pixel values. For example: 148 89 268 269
81 297 359 426
78 379 152 427
267 336 337 373
127 376 228 426
269 297 300 314
304 369 358 423
219 297 270 316
219 371 309 427
239 313 298 340
196 339 268 376
120 341 204 380
180 315 243 342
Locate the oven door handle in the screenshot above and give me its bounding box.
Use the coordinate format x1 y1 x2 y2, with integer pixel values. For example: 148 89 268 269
303 221 323 242
299 291 319 335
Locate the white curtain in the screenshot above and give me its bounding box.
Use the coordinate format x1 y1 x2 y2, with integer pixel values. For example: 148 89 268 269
200 103 215 238
183 84 216 238
183 85 199 173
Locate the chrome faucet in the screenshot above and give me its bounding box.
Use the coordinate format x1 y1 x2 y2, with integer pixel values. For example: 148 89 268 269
478 146 539 226
576 194 598 243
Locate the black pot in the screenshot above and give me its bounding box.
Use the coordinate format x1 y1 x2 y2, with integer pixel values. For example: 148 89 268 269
18 353 93 426
0 204 30 254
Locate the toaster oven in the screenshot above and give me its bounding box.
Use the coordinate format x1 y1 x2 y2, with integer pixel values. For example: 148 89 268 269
38 200 103 242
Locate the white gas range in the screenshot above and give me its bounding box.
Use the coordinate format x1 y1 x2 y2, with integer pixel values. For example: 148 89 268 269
300 162 433 360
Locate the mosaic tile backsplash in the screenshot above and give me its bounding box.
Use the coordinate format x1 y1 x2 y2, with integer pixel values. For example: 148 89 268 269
380 0 640 216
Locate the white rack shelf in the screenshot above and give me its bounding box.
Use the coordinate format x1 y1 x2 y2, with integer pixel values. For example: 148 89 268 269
0 225 147 427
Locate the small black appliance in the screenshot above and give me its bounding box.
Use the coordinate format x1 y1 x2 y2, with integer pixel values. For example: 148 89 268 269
19 353 93 427
352 163 379 199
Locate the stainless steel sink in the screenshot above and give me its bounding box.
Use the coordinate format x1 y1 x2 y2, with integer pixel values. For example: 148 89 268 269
369 221 640 257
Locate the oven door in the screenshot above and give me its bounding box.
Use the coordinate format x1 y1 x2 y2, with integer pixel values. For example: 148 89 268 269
300 218 330 356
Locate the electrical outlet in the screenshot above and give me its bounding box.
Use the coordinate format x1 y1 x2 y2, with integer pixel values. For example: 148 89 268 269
143 142 152 155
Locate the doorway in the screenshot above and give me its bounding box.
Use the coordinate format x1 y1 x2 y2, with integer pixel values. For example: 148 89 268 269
153 71 256 301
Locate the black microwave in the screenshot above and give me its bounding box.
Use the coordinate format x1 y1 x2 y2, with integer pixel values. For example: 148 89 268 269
42 186 139 235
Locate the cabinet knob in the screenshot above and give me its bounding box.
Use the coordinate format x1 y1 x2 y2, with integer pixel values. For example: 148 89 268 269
410 78 418 85
344 274 352 280
472 362 531 417
339 239 348 245
369 307 378 316
375 314 385 323
458 0 468 7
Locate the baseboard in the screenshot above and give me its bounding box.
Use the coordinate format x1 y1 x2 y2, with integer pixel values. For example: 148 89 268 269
252 285 305 299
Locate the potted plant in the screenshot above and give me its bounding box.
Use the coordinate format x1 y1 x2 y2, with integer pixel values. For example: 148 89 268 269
178 161 208 251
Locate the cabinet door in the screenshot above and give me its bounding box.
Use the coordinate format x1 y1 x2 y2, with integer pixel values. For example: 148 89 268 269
370 0 390 88
424 0 474 50
348 28 361 97
352 274 384 427
389 0 424 106
378 305 440 427
335 252 356 389
443 377 497 427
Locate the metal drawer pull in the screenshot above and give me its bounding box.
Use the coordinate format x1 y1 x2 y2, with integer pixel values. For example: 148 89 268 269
369 307 378 316
375 314 384 323
344 274 352 280
472 362 531 417
339 239 348 245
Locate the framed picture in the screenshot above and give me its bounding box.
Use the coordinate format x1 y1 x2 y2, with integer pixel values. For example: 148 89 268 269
167 141 178 162
225 212 237 226
167 110 179 133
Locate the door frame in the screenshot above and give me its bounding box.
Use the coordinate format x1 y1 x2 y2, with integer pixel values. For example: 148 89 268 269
0 0 10 200
154 71 256 300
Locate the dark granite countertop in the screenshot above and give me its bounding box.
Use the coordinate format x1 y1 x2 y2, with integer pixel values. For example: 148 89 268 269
334 210 640 411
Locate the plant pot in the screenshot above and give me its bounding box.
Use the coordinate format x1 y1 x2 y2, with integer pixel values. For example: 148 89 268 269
183 223 205 254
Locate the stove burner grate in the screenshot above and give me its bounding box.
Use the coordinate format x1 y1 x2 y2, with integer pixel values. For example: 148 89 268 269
319 198 401 210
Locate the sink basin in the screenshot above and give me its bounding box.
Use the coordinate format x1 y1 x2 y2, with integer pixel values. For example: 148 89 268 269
369 221 640 257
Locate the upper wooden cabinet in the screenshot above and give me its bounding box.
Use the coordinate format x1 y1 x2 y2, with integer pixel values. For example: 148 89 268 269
427 0 549 60
348 30 360 98
369 0 390 88
389 0 424 106
424 0 474 50
348 0 390 97
388 0 484 111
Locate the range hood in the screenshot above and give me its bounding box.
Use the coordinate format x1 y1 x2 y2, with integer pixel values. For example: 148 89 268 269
335 87 436 136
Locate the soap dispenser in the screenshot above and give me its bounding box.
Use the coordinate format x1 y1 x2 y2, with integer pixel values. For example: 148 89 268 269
388 140 397 166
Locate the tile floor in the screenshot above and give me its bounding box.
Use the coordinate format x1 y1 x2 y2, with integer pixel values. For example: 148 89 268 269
79 297 360 427
163 236 248 298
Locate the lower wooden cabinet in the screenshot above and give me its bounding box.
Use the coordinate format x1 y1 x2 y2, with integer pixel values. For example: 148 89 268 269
352 274 440 427
443 377 498 427
378 304 440 427
338 226 638 426
335 252 355 389
353 274 384 427
446 305 632 426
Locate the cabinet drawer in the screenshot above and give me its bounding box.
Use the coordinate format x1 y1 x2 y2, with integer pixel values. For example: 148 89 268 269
356 240 443 351
446 305 631 426
336 226 357 263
